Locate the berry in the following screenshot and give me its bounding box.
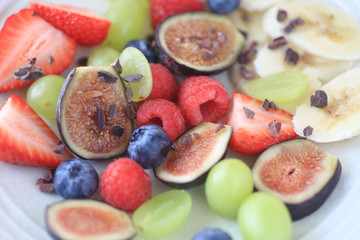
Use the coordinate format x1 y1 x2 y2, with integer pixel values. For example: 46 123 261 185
150 0 205 30
128 124 171 169
125 39 157 63
207 0 240 14
100 158 152 212
178 76 230 126
193 228 232 240
53 159 99 199
30 2 111 46
0 95 73 167
226 93 298 155
0 9 76 92
136 99 185 140
147 63 180 102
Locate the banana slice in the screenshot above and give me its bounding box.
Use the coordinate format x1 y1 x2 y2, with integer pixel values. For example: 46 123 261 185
229 10 270 47
229 62 321 114
240 0 290 12
254 44 354 82
293 68 360 142
263 0 360 60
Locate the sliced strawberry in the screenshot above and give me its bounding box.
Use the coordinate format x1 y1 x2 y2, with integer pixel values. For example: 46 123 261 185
0 9 77 93
29 2 111 46
226 93 297 155
0 95 73 167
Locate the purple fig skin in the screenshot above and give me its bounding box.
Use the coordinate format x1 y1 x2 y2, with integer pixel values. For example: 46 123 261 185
286 160 342 221
155 11 243 76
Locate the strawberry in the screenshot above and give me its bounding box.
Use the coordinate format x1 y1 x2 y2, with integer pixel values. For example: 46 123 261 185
150 0 205 30
0 95 73 167
0 9 76 93
29 2 111 46
226 93 297 155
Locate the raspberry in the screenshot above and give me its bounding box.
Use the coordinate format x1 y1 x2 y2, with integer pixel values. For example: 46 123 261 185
150 0 205 30
136 99 185 140
99 158 151 212
178 76 230 126
147 63 180 102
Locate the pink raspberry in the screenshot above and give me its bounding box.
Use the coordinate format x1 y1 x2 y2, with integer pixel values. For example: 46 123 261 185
178 76 230 126
136 99 185 140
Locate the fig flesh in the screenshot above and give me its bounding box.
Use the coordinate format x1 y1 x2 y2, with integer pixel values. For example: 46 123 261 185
57 66 133 160
46 199 136 240
155 11 245 76
252 139 341 220
154 122 232 188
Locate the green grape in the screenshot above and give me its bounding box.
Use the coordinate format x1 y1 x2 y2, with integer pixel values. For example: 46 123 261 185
132 189 192 239
205 158 254 219
26 75 65 118
87 46 120 66
104 0 146 51
248 71 308 105
119 47 153 102
237 192 292 240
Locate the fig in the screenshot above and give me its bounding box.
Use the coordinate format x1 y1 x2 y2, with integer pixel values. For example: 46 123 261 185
154 122 232 188
252 139 341 220
155 11 245 76
57 66 133 160
46 199 136 240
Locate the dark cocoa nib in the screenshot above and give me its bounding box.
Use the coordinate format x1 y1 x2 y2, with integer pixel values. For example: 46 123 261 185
240 66 256 79
124 103 137 120
110 125 125 137
193 132 201 139
122 74 143 83
98 70 118 83
203 49 214 60
215 122 225 133
277 9 288 22
285 48 299 65
268 120 281 137
96 108 105 129
180 134 192 146
303 126 314 137
110 58 122 75
290 17 305 26
109 104 117 118
310 90 328 108
268 36 287 49
53 143 65 154
284 24 295 33
125 85 133 102
197 38 212 48
28 57 36 65
217 31 229 43
47 55 55 64
13 65 45 81
171 142 178 151
238 41 258 64
243 106 255 119
76 57 88 67
261 99 271 110
269 101 278 110
36 168 56 192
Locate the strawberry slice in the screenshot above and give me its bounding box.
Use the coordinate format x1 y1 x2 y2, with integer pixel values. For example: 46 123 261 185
0 9 76 93
226 93 298 155
29 2 111 46
0 95 73 167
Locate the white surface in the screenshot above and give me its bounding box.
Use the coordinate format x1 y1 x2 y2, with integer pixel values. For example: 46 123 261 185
1 0 360 240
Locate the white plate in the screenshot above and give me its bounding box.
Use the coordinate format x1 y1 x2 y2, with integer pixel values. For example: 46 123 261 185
1 0 360 239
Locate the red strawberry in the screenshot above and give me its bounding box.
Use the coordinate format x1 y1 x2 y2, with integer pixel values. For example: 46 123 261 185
0 95 73 167
0 9 76 93
30 2 111 46
226 93 297 155
150 0 205 30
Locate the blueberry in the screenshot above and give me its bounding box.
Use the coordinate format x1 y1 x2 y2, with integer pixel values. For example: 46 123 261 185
127 124 171 169
193 228 232 240
207 0 240 14
54 159 99 199
124 39 157 63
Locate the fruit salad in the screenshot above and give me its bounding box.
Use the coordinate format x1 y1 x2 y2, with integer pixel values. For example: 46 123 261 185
1 0 360 239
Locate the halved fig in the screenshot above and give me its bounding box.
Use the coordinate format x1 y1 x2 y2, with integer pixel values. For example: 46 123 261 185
154 122 232 188
155 11 245 75
252 139 341 220
46 199 136 240
57 66 133 160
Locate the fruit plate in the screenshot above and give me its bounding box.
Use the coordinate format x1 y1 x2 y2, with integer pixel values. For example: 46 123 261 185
1 0 360 239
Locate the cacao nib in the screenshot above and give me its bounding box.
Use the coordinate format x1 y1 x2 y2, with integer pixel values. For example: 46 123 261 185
285 48 299 65
110 58 122 75
47 55 55 64
110 125 125 137
28 57 36 65
261 99 270 110
238 41 258 64
96 108 105 129
270 101 278 110
243 106 255 119
13 66 45 81
36 168 56 192
124 103 137 120
98 70 118 83
310 90 328 108
215 123 225 133
268 120 281 137
303 126 314 137
109 104 117 118
268 36 287 49
180 134 192 146
125 85 133 102
277 9 288 22
193 132 201 139
240 66 256 79
122 74 143 83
